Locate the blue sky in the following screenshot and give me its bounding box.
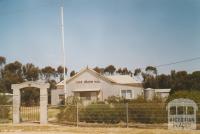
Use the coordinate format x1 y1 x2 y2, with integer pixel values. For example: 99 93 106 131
0 0 200 74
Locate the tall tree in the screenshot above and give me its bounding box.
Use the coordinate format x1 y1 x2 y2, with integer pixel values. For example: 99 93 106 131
145 66 157 76
70 70 76 77
1 61 24 93
121 67 129 75
22 63 40 81
0 56 6 68
116 68 122 74
0 56 6 79
134 68 141 76
104 65 116 75
41 66 56 81
57 66 67 81
157 74 171 89
93 67 101 74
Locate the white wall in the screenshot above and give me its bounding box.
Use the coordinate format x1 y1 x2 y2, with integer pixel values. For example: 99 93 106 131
51 89 64 105
51 70 143 105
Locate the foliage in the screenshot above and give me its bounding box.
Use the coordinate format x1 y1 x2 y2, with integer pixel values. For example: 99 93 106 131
167 90 200 103
70 70 76 77
0 56 67 105
105 96 129 103
41 66 56 81
0 94 10 120
128 95 166 123
57 66 67 81
0 56 6 67
134 66 200 93
104 65 116 75
79 103 124 124
20 87 40 106
93 67 104 74
116 67 132 76
22 63 40 81
57 96 81 122
1 61 24 93
78 95 166 124
0 94 10 105
145 66 157 75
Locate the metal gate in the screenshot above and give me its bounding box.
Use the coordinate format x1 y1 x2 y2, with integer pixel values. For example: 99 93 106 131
20 106 40 122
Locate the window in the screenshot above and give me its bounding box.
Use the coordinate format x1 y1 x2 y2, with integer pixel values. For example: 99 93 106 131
121 90 126 98
121 90 133 99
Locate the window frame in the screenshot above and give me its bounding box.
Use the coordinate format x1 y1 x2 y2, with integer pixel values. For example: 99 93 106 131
120 89 133 99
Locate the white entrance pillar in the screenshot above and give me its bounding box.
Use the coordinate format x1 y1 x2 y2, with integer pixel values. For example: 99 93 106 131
12 81 49 124
12 87 20 124
40 85 48 124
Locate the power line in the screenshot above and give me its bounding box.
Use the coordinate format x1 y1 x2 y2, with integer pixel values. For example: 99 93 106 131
140 56 200 70
155 56 200 68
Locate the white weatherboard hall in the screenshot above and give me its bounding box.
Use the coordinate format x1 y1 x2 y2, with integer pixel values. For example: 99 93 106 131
51 67 143 105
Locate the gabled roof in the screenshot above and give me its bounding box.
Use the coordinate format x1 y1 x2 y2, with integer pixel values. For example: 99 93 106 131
65 67 115 84
57 77 70 86
106 75 141 84
57 67 142 86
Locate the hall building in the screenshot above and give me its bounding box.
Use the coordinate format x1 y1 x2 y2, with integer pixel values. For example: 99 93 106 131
51 67 143 105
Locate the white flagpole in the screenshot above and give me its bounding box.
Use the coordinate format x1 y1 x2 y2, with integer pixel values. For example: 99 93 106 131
60 6 67 101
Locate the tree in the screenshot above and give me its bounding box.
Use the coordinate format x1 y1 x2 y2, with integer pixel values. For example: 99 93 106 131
104 65 116 75
116 68 122 74
1 61 24 93
157 74 171 89
167 90 200 103
134 68 141 76
70 70 76 77
48 79 57 104
190 71 200 90
0 56 6 79
41 66 56 81
145 66 157 76
122 67 129 75
57 66 67 81
93 67 102 74
22 63 40 81
0 56 6 67
172 71 188 91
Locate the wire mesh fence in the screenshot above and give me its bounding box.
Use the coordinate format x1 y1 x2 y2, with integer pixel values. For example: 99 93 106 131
1 103 200 129
0 105 12 123
47 103 200 128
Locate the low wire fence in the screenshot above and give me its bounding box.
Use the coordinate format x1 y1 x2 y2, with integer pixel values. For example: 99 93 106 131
1 103 200 129
0 105 12 123
48 103 200 128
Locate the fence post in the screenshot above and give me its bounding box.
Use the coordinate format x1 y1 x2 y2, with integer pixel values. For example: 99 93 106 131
76 103 79 127
126 103 128 128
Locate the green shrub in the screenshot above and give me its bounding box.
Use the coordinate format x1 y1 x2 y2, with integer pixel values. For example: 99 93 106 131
0 94 11 121
57 96 81 123
106 95 167 124
79 103 125 124
167 90 200 103
128 103 167 123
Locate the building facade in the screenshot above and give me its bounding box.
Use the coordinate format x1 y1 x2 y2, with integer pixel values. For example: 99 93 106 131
51 67 143 105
